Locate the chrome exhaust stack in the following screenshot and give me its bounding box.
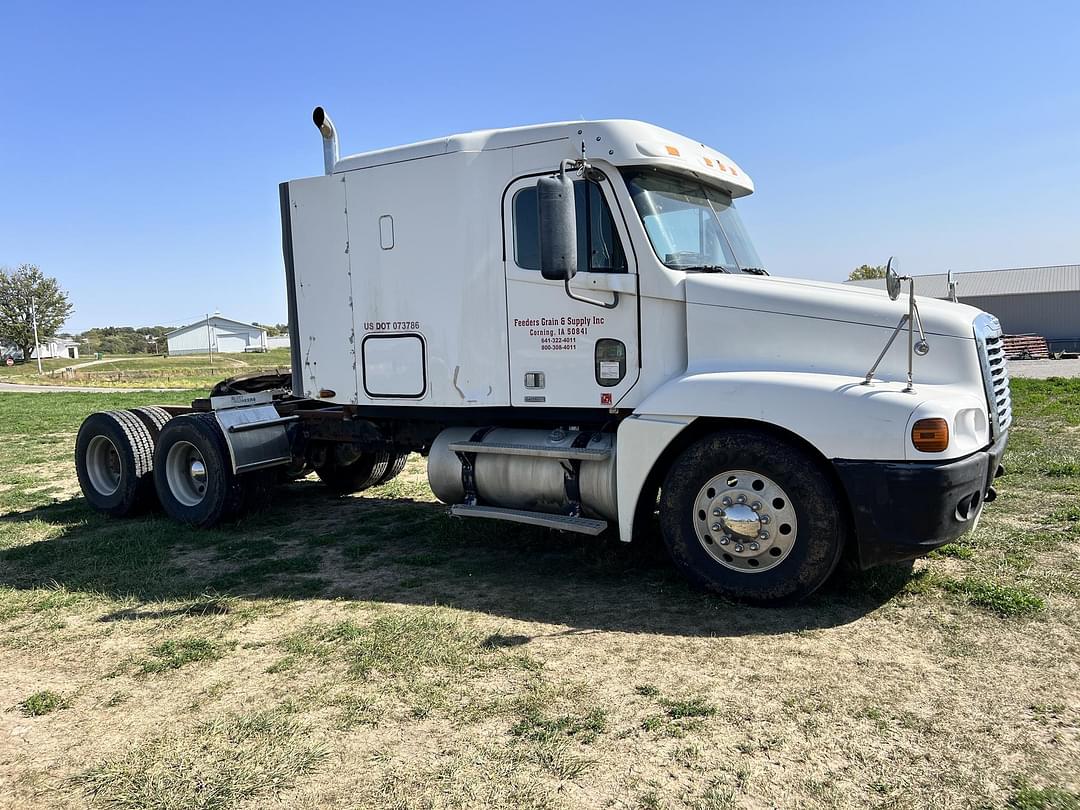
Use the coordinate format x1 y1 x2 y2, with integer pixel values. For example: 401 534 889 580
312 106 338 175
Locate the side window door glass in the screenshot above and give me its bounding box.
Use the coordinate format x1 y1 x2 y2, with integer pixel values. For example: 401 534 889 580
513 178 627 273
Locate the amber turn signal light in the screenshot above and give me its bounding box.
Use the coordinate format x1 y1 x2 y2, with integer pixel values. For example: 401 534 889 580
912 418 949 453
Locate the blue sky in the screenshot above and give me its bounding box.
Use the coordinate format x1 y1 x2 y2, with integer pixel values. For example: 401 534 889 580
2 1 1078 333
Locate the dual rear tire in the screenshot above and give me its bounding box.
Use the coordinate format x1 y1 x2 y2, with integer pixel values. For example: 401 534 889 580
77 410 408 528
76 410 267 527
152 413 253 527
75 410 158 517
315 447 409 494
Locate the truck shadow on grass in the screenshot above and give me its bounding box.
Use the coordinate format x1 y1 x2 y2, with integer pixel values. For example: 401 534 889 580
0 480 915 637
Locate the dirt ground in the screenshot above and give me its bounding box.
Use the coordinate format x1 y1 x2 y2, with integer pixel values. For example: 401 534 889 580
0 383 1077 810
1007 359 1080 379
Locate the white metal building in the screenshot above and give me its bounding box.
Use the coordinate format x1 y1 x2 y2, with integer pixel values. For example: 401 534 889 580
33 337 81 360
846 264 1080 352
166 316 268 356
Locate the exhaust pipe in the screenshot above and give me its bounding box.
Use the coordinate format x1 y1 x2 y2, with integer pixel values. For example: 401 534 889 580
312 106 338 175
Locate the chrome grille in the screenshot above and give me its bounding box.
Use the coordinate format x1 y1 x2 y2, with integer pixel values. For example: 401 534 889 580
975 314 1013 437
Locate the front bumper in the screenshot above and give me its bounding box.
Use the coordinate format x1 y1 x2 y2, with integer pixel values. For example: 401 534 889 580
833 431 1008 569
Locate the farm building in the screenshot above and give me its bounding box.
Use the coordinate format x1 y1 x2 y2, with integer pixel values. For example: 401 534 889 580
166 316 268 356
33 336 80 360
846 264 1080 352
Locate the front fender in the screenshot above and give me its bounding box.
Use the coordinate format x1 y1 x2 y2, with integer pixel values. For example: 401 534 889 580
615 371 987 542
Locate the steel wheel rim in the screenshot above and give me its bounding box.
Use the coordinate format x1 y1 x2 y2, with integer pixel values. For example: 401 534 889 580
692 469 798 573
86 435 122 496
165 441 208 507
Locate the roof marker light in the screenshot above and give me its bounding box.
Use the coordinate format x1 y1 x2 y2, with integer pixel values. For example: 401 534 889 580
665 145 681 156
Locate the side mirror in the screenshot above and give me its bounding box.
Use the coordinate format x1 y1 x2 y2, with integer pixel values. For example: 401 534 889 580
885 256 901 301
538 172 577 281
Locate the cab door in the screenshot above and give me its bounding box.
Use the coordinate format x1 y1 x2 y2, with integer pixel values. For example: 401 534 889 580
503 170 640 409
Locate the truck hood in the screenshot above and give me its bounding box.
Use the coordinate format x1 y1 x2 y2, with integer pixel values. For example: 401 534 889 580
683 273 982 340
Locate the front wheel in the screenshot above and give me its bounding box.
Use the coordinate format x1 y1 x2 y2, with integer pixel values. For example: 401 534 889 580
659 430 847 605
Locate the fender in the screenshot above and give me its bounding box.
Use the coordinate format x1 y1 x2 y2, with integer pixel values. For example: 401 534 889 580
615 370 988 542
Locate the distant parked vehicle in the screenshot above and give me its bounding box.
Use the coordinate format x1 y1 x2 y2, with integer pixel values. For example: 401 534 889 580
1 348 25 365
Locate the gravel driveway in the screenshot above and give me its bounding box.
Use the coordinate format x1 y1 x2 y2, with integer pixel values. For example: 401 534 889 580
1007 359 1080 379
0 382 178 393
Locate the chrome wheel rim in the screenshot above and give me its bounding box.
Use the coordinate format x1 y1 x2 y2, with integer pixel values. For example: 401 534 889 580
692 469 798 573
165 441 208 507
86 435 122 496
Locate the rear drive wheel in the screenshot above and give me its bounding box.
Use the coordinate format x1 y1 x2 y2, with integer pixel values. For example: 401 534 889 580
154 413 244 527
75 410 157 517
129 405 173 439
375 451 410 486
660 429 847 605
315 445 391 494
279 456 313 482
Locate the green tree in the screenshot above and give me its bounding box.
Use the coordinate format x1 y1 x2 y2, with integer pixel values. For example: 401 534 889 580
0 265 74 359
848 264 887 281
78 325 173 355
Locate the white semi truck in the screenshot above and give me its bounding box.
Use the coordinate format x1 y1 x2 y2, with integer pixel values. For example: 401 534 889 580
74 108 1011 603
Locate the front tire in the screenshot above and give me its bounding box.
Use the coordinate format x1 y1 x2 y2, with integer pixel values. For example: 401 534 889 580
659 429 847 605
153 413 244 527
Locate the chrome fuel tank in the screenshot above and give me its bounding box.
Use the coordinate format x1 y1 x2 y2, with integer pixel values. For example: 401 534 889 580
427 427 617 521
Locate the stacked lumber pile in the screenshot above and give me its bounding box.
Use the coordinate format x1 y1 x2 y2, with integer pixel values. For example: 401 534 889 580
1002 334 1050 360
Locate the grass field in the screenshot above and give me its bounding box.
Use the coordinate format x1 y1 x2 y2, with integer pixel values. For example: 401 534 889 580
0 349 292 389
0 381 1078 809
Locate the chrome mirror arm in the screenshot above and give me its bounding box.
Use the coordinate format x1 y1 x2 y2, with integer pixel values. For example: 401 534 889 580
863 274 931 389
863 314 910 385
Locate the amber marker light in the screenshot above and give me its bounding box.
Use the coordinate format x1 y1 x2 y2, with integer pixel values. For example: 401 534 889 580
912 418 949 452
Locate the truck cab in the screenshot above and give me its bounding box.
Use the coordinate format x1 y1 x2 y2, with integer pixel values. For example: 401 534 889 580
74 110 1010 604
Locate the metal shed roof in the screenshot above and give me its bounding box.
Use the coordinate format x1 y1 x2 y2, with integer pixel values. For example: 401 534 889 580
166 316 268 338
845 264 1080 297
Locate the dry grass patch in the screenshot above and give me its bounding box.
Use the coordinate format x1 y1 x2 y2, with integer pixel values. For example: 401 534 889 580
79 708 327 810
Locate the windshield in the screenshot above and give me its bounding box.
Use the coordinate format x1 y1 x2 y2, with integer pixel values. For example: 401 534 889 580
622 169 765 274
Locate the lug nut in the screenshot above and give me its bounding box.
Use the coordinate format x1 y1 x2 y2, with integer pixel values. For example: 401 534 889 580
759 515 770 525
751 501 761 511
736 495 747 504
722 497 732 507
758 530 769 540
711 523 722 532
734 544 745 553
713 508 723 517
749 541 760 551
718 537 730 545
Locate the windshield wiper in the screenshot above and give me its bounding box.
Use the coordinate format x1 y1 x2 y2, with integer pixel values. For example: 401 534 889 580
674 264 729 273
740 267 769 275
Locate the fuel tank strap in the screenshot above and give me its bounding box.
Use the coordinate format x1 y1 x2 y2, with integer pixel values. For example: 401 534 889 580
455 426 495 506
